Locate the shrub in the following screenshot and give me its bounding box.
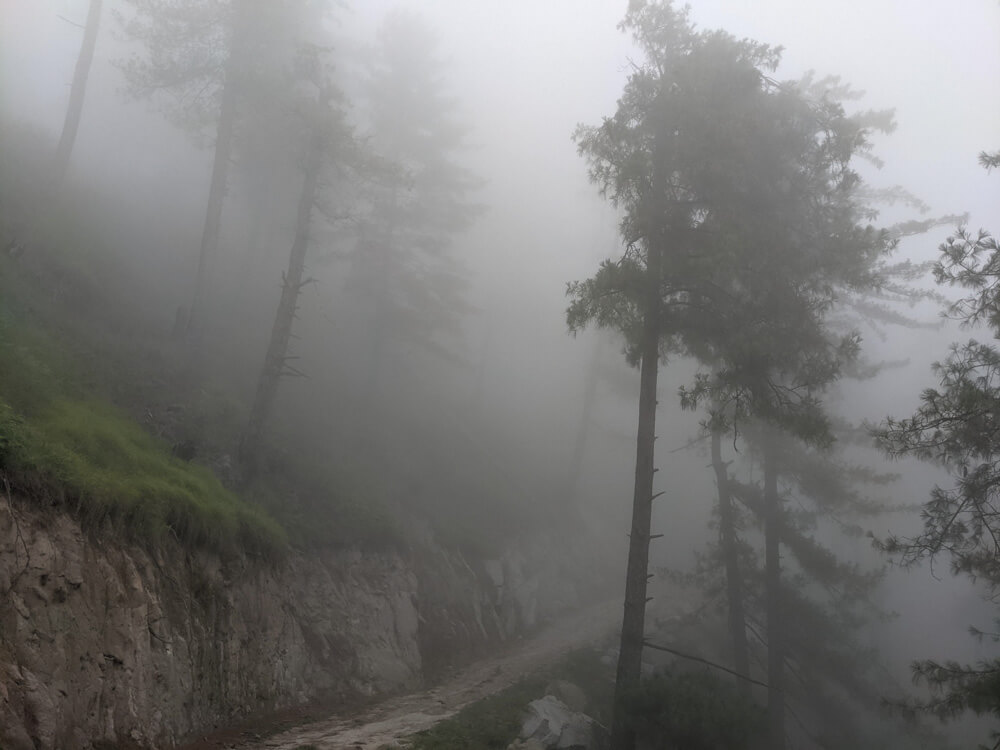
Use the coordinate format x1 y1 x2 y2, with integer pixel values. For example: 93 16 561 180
624 669 766 750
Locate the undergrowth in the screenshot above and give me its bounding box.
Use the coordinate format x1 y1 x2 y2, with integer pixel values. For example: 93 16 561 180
0 312 286 558
407 648 613 750
624 669 766 749
406 648 767 750
0 121 502 556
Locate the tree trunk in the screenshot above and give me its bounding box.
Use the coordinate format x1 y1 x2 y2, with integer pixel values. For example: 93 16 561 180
712 426 751 697
609 245 663 750
52 0 102 185
186 30 242 337
764 434 785 749
239 134 322 474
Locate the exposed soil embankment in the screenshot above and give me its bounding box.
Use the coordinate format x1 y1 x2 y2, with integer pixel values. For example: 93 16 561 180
0 492 612 749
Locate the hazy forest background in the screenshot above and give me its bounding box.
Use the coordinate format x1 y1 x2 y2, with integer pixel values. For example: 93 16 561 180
1 1 999 748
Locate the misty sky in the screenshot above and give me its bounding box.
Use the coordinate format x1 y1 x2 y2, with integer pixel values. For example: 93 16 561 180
4 2 997 314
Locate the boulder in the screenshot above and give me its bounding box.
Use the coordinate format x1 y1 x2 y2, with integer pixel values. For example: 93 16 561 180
543 679 588 713
520 695 600 750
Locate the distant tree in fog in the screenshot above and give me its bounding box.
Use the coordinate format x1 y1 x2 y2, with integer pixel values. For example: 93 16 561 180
116 0 313 337
239 41 374 475
689 419 941 748
343 9 482 406
52 0 103 185
874 151 1000 742
567 2 899 747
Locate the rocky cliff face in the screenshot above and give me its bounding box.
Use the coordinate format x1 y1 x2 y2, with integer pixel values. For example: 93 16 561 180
0 495 607 749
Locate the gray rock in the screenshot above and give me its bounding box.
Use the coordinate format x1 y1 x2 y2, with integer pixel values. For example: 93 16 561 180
0 495 591 749
521 695 599 750
544 679 588 713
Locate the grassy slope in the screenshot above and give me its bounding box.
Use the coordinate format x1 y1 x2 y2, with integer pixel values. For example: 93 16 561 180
0 119 559 560
0 312 287 557
0 120 402 555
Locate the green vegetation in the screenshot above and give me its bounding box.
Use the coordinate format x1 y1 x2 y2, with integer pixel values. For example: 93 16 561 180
408 649 612 750
0 312 286 557
624 671 765 750
246 452 402 549
406 648 766 750
408 677 548 750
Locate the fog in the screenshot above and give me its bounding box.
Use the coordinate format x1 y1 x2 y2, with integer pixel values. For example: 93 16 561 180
2 0 999 746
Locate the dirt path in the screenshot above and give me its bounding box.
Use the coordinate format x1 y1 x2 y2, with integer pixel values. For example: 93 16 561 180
232 599 622 750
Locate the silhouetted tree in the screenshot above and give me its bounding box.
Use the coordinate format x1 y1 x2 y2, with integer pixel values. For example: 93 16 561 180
345 9 482 406
238 18 376 474
874 151 1000 744
117 0 309 335
568 3 898 747
708 413 751 696
53 0 102 185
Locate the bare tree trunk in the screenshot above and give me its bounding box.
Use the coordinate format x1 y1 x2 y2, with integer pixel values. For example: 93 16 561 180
764 434 785 749
52 0 102 185
609 241 663 750
712 426 751 697
186 22 244 338
239 134 322 474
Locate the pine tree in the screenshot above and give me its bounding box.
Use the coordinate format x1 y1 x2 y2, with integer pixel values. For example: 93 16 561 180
684 418 946 748
238 15 376 474
874 151 1000 744
568 3 907 746
116 0 311 335
344 9 482 406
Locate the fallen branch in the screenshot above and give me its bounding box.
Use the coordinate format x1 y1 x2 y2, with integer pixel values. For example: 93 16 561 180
642 639 769 689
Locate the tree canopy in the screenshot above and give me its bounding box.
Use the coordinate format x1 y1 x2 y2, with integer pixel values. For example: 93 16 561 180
567 3 903 748
874 152 1000 743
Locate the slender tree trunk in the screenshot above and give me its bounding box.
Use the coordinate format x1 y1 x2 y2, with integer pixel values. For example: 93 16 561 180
712 426 751 697
609 243 663 750
239 134 322 474
764 434 785 749
52 0 102 185
186 40 242 337
608 108 672 750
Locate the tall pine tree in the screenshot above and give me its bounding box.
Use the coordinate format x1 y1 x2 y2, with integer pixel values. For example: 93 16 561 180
343 9 482 407
568 4 897 747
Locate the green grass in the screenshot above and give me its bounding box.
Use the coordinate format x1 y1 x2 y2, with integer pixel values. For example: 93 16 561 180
407 649 613 750
0 122 474 556
406 649 768 750
0 314 286 558
623 670 766 749
407 677 548 750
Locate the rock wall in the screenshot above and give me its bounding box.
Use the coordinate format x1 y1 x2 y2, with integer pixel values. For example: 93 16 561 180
0 495 608 749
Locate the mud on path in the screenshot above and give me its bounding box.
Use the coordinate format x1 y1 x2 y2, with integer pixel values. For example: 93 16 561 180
213 599 622 750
